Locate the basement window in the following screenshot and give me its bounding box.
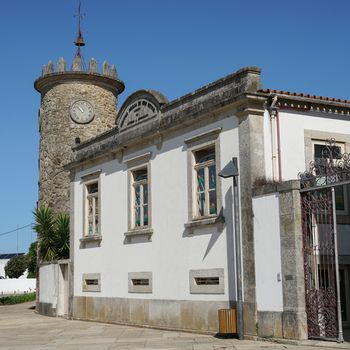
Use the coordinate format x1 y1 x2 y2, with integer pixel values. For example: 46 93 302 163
189 268 224 294
132 278 149 286
82 273 101 292
194 277 220 285
85 279 98 286
128 272 152 293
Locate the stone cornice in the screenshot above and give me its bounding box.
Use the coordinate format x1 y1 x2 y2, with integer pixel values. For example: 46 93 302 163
67 67 266 169
34 71 125 97
68 93 267 169
162 66 261 112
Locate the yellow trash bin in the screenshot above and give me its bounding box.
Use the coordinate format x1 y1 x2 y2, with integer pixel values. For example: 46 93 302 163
218 309 237 335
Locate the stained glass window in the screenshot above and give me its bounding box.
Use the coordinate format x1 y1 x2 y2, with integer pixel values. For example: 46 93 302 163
86 182 99 236
194 146 217 217
132 168 149 227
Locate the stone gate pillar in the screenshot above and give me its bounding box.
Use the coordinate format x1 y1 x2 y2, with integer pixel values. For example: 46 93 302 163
279 180 307 340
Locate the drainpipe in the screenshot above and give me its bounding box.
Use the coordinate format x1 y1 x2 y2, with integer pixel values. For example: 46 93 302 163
268 95 282 182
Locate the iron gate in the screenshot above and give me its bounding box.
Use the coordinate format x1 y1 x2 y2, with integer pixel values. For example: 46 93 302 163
301 188 337 338
299 138 348 341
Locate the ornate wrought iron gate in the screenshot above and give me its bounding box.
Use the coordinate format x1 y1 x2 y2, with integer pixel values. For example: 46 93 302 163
299 139 348 341
301 189 337 338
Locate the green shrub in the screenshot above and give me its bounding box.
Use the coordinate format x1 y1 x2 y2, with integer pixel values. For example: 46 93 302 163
0 292 36 305
4 255 27 279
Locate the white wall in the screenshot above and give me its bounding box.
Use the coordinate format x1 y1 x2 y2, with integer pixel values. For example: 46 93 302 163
264 109 350 259
253 193 283 312
73 115 239 302
0 279 36 295
0 259 8 278
278 110 350 180
39 264 58 306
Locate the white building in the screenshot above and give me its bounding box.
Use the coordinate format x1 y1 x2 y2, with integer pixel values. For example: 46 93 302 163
37 65 350 342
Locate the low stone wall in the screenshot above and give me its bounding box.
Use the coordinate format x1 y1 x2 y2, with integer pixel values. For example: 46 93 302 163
0 279 36 295
73 296 231 333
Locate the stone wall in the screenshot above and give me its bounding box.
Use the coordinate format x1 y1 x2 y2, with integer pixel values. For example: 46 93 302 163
38 81 118 213
73 296 231 333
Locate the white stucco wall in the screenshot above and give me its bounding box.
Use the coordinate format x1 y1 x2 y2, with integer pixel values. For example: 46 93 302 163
278 110 350 180
0 259 8 278
264 109 350 262
0 279 36 294
253 193 283 312
39 264 58 306
73 116 239 302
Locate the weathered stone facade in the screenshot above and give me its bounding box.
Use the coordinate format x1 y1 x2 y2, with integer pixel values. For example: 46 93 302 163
35 60 125 213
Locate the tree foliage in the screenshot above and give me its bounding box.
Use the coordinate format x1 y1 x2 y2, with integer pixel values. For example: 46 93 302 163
4 255 27 278
26 241 37 278
33 206 70 262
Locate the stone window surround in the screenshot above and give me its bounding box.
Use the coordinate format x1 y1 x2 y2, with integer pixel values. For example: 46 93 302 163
304 130 350 218
304 130 350 170
82 273 101 292
185 128 223 228
124 152 153 239
189 268 225 294
128 272 153 293
81 170 102 241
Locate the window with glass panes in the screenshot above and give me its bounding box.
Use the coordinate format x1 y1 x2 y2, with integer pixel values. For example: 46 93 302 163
86 182 99 235
313 141 348 213
194 147 217 217
132 168 148 227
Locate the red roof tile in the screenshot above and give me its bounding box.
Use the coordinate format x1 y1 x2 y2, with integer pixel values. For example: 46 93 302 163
259 89 350 105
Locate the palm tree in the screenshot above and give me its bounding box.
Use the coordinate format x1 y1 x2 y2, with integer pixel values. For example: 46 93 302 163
55 213 70 260
33 206 70 261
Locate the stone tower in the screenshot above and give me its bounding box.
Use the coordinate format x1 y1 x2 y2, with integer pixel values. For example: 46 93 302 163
34 57 125 213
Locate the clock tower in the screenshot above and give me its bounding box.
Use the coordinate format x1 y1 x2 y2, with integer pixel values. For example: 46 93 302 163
34 10 124 213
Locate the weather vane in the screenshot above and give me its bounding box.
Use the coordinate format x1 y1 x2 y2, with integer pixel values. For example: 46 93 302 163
74 1 85 59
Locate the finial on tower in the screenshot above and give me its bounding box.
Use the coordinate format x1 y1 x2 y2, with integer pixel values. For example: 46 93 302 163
74 1 85 59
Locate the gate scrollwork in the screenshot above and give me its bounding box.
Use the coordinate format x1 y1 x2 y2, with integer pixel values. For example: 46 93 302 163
299 138 350 189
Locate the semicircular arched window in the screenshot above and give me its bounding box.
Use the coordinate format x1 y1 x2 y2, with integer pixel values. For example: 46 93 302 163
119 99 158 131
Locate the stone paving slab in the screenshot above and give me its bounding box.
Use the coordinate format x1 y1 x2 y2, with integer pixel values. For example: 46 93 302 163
0 302 349 350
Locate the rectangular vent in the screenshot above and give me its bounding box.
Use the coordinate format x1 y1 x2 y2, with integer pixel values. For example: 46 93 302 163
132 278 149 286
85 279 98 286
195 277 219 285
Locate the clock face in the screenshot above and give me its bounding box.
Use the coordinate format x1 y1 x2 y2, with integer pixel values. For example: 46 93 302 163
70 100 95 124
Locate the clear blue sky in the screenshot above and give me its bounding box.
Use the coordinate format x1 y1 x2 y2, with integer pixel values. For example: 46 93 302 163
1 0 349 253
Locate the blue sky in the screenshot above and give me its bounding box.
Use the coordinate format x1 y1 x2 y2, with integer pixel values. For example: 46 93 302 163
1 0 349 253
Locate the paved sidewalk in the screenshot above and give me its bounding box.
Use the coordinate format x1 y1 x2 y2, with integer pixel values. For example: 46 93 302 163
0 302 349 350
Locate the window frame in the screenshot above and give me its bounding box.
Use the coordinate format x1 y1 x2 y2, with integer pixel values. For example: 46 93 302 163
193 147 217 218
311 140 349 215
189 268 224 294
82 175 101 237
131 167 149 228
125 152 152 233
82 273 101 292
185 128 222 223
128 271 152 293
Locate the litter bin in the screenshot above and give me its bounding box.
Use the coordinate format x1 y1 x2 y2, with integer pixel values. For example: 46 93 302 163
218 309 237 335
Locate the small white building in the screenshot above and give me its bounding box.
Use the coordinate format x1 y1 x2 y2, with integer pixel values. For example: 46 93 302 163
37 65 350 342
